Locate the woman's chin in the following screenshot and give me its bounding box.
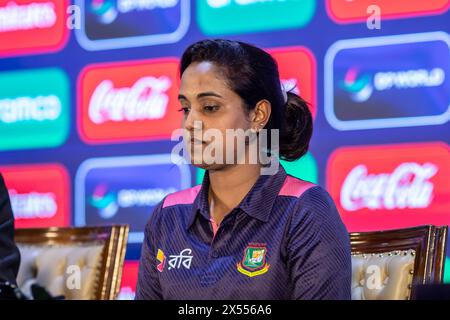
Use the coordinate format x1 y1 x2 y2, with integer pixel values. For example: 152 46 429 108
190 162 228 171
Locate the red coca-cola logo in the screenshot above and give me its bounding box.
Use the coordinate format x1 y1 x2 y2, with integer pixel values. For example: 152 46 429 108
77 58 182 144
327 142 450 232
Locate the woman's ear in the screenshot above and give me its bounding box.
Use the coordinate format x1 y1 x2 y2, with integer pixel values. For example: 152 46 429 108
252 100 271 129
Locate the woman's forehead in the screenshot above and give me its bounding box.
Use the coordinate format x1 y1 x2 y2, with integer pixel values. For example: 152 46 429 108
180 62 229 95
181 61 220 81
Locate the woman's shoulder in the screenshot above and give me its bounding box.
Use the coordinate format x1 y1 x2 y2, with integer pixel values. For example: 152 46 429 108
282 177 349 247
297 184 336 211
144 185 202 232
161 185 202 209
279 174 333 207
280 175 340 223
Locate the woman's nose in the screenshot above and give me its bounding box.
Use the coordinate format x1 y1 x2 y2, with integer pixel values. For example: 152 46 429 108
183 109 201 132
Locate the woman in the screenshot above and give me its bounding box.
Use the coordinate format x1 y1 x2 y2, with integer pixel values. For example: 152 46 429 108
136 39 351 300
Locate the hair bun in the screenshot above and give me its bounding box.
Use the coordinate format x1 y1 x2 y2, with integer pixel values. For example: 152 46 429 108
279 92 313 161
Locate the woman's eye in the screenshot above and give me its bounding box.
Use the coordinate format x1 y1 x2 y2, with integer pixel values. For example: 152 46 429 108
204 105 219 112
178 107 190 114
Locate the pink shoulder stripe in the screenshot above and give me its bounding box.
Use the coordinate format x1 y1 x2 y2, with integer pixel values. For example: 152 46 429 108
162 185 202 208
279 175 316 198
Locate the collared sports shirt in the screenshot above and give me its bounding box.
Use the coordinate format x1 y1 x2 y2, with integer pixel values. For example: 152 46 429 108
136 165 351 300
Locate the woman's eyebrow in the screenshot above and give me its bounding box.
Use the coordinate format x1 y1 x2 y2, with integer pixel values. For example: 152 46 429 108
178 92 223 101
178 94 188 101
197 92 223 99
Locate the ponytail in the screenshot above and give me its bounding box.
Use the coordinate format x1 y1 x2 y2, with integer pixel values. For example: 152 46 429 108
279 91 313 161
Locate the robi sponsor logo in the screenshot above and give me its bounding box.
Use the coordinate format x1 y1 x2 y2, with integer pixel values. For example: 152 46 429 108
78 58 181 143
327 143 450 232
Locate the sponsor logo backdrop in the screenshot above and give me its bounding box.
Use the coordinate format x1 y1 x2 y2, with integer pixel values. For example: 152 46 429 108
0 0 449 296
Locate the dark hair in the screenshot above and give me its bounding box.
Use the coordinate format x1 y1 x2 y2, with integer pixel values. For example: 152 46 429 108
180 39 313 161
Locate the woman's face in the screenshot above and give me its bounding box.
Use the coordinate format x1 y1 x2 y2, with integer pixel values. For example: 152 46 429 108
178 61 254 170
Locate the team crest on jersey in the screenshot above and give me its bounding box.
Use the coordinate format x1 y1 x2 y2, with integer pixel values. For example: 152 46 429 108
237 243 270 277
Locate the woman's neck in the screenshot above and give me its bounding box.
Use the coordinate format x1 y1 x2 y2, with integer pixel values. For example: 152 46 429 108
208 164 261 226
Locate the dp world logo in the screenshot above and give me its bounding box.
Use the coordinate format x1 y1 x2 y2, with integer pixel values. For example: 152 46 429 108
325 32 450 130
75 154 191 243
89 0 118 24
90 184 119 219
76 0 190 50
340 68 373 103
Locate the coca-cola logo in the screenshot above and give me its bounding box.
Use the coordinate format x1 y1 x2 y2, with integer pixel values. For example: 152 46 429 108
88 77 171 124
78 58 182 144
327 143 450 232
341 163 437 211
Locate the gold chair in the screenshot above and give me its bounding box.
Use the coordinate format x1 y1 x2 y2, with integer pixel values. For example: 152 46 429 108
350 225 448 300
14 225 129 300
